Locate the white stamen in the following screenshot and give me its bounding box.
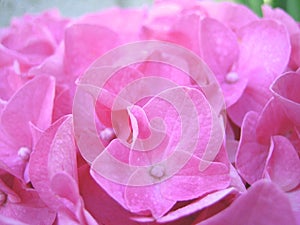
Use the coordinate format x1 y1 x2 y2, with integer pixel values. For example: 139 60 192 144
150 165 165 179
13 60 21 74
225 72 239 83
100 128 115 141
18 147 31 161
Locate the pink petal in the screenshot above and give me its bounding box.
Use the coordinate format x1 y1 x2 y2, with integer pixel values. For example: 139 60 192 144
0 175 55 225
157 188 238 223
227 81 271 126
229 164 246 192
79 7 146 42
0 215 29 225
262 5 300 35
237 19 290 76
255 98 291 143
286 187 300 225
160 157 230 201
199 18 239 78
64 24 119 76
125 184 176 218
29 115 77 210
199 2 258 31
236 112 269 184
1 75 55 147
51 172 98 225
267 136 300 191
255 98 300 151
0 66 24 101
290 33 300 70
271 71 300 126
79 165 141 225
197 180 297 225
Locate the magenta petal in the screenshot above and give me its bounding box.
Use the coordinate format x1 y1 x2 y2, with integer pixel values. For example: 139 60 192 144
198 180 297 225
1 75 55 147
267 136 300 191
271 71 300 126
236 112 269 184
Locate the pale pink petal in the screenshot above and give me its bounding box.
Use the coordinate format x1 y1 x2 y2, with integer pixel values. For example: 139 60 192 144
1 75 55 147
197 180 297 225
267 136 300 191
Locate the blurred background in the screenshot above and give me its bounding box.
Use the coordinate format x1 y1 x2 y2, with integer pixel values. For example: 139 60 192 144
0 0 299 27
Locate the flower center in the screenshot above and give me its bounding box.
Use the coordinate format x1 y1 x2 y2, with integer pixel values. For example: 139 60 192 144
150 165 165 179
100 128 115 142
18 147 31 161
0 191 7 206
225 72 239 83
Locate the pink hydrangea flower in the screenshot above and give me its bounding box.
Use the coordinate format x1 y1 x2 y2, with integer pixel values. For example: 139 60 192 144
0 1 299 224
72 41 231 220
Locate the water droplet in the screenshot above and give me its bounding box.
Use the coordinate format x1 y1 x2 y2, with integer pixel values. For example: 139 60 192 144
18 147 31 161
150 165 165 179
225 72 239 83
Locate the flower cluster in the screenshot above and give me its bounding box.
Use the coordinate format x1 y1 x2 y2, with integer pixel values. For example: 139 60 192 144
0 1 299 224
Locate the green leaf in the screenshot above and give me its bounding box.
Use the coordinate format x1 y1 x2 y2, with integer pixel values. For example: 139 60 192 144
286 0 300 21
